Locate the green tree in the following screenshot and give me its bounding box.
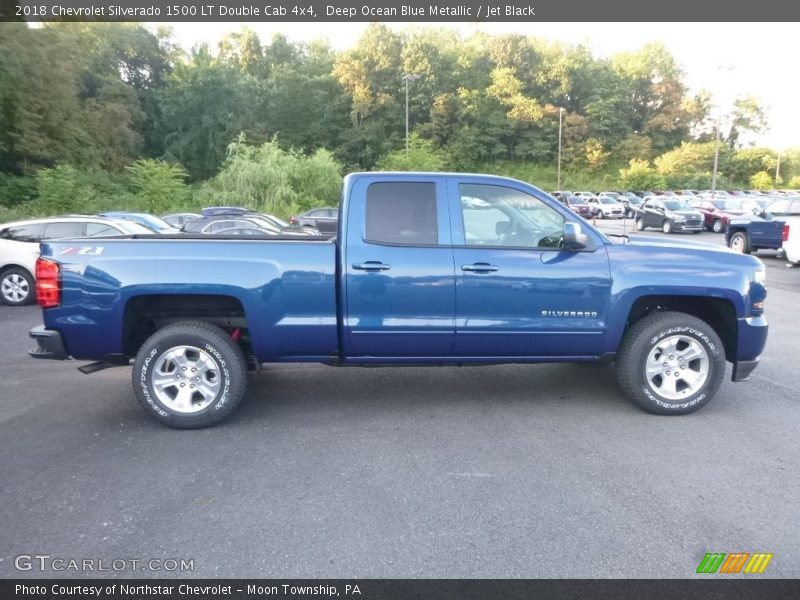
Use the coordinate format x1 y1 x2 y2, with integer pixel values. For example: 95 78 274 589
619 159 666 190
203 137 342 217
750 171 773 190
377 134 447 171
126 159 188 213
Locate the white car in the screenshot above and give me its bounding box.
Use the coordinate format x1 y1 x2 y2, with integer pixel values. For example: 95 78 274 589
587 195 626 219
0 216 151 306
783 216 800 265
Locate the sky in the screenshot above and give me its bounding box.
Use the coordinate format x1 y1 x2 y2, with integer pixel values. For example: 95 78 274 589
155 21 800 150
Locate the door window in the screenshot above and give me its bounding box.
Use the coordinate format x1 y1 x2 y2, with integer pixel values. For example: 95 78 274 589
365 182 438 245
459 184 564 249
43 222 85 239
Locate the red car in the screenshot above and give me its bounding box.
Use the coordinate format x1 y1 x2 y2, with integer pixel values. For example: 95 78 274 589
689 198 748 233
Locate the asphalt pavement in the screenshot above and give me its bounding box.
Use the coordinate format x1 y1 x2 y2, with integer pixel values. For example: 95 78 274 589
1 226 798 578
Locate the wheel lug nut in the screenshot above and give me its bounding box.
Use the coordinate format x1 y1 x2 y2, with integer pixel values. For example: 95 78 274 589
669 355 674 360
663 362 668 367
675 372 679 377
666 370 671 375
180 383 185 387
182 367 187 371
191 368 197 372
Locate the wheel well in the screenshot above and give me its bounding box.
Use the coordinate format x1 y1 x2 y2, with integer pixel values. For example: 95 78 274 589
123 294 248 357
626 295 737 361
0 264 33 278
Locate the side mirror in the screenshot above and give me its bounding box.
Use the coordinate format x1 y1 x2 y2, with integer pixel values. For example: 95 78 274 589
496 221 511 236
563 222 589 250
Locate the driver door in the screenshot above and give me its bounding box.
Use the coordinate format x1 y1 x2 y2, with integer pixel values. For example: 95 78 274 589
449 181 611 357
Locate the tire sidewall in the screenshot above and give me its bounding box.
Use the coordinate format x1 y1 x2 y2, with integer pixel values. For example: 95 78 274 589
134 327 243 428
713 219 723 233
635 218 644 231
1 268 34 306
662 220 672 234
619 315 725 415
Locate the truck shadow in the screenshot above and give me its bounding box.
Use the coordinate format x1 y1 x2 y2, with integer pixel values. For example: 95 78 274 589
232 362 631 425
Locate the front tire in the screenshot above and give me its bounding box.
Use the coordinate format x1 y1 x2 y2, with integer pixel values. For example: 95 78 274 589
1 267 35 306
662 220 673 234
635 218 645 231
132 321 248 428
616 311 725 415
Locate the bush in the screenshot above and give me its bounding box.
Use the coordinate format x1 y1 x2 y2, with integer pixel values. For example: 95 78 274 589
0 174 37 208
787 175 800 190
377 134 447 172
750 171 774 190
126 159 189 214
618 159 666 190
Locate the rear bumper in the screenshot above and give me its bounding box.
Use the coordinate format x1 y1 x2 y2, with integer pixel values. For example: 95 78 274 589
29 325 68 360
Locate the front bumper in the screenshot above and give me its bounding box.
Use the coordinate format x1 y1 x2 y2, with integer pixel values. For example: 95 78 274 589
672 221 704 232
29 325 68 360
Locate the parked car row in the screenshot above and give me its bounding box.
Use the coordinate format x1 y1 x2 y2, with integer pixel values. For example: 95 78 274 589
0 215 152 306
1 206 340 306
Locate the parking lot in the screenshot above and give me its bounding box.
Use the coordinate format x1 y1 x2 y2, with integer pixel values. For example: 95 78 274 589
1 224 799 579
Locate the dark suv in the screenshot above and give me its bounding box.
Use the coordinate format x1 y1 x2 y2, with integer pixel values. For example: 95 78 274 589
634 198 704 234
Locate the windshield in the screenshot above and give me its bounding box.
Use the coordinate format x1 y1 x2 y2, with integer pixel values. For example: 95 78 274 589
711 199 742 210
599 197 618 205
664 200 689 210
568 196 587 205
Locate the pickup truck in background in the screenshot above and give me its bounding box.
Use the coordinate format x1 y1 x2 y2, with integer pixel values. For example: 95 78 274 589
29 173 768 428
782 217 800 265
726 196 800 254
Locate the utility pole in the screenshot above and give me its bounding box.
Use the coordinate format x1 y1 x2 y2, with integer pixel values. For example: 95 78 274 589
557 107 565 190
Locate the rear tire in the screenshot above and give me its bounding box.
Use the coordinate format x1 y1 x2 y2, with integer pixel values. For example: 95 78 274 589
712 219 724 233
729 231 751 254
132 321 247 429
616 311 725 415
0 267 35 306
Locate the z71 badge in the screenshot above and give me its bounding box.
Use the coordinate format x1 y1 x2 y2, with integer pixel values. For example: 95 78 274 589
59 246 105 256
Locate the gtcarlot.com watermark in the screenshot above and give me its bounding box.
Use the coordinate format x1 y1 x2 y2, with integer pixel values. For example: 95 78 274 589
14 554 194 573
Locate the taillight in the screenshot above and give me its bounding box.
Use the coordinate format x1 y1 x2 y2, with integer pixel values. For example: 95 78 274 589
36 258 61 308
783 223 790 242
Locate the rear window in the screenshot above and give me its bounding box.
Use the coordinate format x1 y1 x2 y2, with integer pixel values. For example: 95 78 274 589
0 223 45 242
365 182 438 245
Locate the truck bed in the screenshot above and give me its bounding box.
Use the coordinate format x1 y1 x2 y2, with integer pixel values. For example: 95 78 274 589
40 236 339 363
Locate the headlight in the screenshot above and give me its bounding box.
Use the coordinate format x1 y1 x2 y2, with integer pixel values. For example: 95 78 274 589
673 215 686 222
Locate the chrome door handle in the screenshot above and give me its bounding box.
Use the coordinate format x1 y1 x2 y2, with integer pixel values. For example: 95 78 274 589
461 263 499 272
352 262 391 271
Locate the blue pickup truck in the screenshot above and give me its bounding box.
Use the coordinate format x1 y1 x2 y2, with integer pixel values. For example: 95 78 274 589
726 196 800 254
29 173 768 428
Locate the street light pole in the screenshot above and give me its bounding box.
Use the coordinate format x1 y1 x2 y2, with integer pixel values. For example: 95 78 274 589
711 65 734 197
557 107 565 190
711 117 721 196
402 74 420 154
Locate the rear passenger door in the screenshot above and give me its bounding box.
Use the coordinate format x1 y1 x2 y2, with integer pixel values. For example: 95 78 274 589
343 177 455 358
